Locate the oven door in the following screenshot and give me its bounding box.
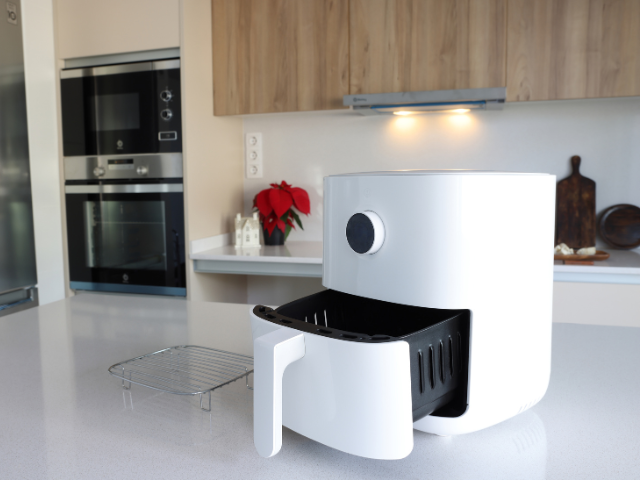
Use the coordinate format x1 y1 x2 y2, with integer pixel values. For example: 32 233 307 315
60 60 182 157
65 182 186 296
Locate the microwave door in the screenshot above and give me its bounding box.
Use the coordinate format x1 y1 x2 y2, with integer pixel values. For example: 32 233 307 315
60 74 99 157
60 61 182 158
61 68 156 157
92 70 157 155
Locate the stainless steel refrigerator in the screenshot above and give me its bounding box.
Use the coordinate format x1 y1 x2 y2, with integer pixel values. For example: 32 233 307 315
0 2 38 316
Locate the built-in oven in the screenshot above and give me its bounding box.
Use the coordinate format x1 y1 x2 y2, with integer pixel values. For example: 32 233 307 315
60 59 181 156
61 58 186 297
65 176 186 297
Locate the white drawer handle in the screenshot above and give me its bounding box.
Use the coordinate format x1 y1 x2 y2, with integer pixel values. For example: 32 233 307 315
254 328 305 458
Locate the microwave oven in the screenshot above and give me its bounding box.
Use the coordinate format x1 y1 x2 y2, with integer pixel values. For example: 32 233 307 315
60 59 182 157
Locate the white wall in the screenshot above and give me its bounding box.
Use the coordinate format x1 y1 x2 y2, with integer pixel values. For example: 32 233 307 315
56 0 180 59
242 98 640 321
181 0 247 303
21 0 66 305
244 97 640 244
553 282 640 327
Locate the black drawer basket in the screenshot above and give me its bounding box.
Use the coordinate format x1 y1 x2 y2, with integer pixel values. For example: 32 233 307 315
253 289 470 421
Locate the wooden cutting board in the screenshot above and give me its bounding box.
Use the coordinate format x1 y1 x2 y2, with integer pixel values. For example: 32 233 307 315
555 156 596 249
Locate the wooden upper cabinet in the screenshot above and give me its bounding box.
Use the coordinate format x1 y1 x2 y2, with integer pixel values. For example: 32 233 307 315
507 0 640 101
212 0 349 115
349 0 507 95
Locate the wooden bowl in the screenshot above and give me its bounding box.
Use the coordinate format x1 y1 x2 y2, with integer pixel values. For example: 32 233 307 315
598 204 640 250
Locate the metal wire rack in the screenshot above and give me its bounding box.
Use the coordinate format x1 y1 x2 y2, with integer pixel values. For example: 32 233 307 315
108 345 254 411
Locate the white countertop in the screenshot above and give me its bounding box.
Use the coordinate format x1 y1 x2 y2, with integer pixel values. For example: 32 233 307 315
191 238 640 284
3 293 639 479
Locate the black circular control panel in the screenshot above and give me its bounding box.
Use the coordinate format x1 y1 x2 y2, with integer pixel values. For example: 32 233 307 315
346 213 375 254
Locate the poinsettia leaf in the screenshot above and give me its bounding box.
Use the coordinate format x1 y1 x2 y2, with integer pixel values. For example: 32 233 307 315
290 187 310 215
276 216 286 233
280 181 292 192
291 211 304 230
255 189 273 216
285 218 295 229
264 212 278 235
284 223 292 240
269 188 293 218
265 221 275 235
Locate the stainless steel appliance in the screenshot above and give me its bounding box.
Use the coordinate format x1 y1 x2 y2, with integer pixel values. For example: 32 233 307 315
61 59 185 297
0 2 38 316
64 162 186 297
60 59 182 157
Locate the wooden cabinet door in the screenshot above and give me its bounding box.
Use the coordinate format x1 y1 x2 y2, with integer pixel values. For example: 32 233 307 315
349 0 507 95
507 0 640 101
212 0 349 115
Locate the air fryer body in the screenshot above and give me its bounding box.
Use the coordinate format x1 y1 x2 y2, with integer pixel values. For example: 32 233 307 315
323 171 556 435
251 171 555 459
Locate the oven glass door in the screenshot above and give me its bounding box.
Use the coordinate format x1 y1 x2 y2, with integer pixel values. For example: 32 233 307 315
65 184 185 296
60 65 182 157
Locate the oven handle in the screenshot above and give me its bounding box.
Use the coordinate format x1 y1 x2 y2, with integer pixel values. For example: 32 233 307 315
65 184 183 194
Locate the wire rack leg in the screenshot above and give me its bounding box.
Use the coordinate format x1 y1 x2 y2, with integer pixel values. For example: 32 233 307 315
200 391 212 412
121 366 131 390
122 390 134 410
246 368 254 391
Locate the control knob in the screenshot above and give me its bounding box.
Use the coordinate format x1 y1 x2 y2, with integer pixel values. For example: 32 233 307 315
93 166 105 177
136 166 149 176
160 90 173 102
161 109 173 121
346 211 385 255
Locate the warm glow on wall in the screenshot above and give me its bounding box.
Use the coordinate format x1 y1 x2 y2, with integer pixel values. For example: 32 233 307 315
391 115 418 130
392 108 470 116
447 113 473 127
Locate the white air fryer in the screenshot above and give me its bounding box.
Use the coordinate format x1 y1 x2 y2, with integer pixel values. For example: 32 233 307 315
251 171 555 460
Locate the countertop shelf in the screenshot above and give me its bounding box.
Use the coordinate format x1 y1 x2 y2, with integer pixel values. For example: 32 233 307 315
191 237 640 284
191 241 323 277
553 249 640 285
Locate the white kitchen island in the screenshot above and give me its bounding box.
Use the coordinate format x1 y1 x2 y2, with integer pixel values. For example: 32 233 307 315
2 293 639 479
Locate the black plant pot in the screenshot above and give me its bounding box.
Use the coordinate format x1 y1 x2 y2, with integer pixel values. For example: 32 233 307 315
263 227 285 246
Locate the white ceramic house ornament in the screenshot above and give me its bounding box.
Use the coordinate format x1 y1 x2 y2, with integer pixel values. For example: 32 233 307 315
235 212 261 248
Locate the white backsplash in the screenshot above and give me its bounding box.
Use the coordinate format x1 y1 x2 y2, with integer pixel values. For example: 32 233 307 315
244 96 640 244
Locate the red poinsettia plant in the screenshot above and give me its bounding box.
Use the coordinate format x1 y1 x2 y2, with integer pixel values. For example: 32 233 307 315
253 181 310 240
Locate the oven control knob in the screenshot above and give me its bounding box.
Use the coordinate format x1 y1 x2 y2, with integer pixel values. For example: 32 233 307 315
93 166 105 177
346 211 385 255
136 166 149 176
161 109 173 121
160 90 172 102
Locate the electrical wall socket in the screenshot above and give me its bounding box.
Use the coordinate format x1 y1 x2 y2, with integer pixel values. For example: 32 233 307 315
245 132 263 179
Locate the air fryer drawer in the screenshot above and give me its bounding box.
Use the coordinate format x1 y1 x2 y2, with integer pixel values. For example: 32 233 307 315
253 289 470 421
